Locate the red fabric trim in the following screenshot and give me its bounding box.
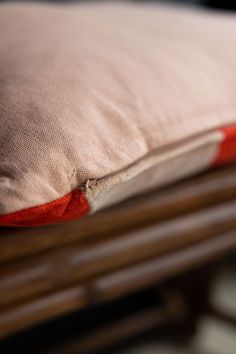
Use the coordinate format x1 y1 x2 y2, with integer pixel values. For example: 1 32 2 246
213 125 236 166
0 189 90 227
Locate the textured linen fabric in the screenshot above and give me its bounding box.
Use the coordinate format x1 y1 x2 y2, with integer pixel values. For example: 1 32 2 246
1 2 236 220
85 131 223 211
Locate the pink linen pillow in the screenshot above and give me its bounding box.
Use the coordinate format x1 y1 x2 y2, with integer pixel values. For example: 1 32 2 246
0 2 236 226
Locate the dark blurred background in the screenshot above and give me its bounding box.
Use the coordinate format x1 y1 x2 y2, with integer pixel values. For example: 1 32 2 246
171 0 236 9
170 0 236 9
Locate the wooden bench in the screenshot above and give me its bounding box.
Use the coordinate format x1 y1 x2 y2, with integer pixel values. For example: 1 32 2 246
1 164 236 352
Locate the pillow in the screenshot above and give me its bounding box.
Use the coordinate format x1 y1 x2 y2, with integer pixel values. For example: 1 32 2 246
0 2 236 226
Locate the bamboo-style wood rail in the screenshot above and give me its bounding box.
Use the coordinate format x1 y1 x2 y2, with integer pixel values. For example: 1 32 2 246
0 164 236 343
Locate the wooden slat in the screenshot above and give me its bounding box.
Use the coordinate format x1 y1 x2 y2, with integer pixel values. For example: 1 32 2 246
1 200 236 309
93 230 236 302
0 287 87 339
0 230 235 338
1 164 236 339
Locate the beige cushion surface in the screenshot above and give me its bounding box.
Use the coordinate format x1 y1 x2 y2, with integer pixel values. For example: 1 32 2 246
0 2 236 223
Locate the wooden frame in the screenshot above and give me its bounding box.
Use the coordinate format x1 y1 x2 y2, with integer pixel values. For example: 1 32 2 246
0 164 236 348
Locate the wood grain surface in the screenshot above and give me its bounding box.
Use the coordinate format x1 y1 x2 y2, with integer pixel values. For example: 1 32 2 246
0 164 236 338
